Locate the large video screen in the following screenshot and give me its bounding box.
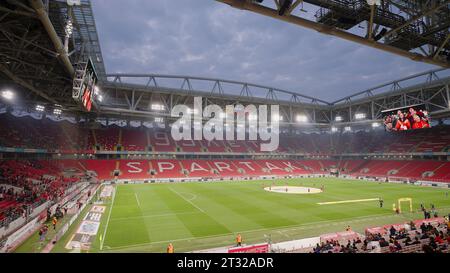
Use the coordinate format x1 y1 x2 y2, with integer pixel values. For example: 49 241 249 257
383 105 431 132
72 58 98 112
80 59 98 112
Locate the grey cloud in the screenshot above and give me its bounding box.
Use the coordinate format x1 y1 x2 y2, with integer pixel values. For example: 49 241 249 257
91 0 437 102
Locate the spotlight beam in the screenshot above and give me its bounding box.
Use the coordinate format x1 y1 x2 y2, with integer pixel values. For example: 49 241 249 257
0 63 57 103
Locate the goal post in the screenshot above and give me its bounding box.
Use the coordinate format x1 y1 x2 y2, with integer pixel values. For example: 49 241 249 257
398 198 413 213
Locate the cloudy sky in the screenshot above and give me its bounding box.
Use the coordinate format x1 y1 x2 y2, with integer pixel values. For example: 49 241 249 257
91 0 436 102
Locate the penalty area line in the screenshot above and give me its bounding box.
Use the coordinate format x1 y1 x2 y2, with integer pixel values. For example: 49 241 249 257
317 198 380 205
169 187 205 213
135 193 141 208
100 186 116 251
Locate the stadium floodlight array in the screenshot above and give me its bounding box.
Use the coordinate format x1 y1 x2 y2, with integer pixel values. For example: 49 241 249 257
1 90 14 101
248 114 258 121
344 126 352 132
296 115 308 123
272 114 283 121
154 117 164 123
94 87 103 102
355 113 367 120
372 122 380 128
53 109 62 115
331 127 338 132
151 104 165 111
335 116 343 122
65 18 73 37
35 105 45 112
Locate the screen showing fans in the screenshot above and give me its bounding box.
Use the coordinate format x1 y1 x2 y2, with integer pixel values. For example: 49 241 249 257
79 58 98 112
383 105 431 132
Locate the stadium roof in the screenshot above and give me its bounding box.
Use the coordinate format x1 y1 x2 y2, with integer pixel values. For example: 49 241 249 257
216 0 450 68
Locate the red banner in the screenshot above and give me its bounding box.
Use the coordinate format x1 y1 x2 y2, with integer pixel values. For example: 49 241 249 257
320 231 359 243
228 244 269 253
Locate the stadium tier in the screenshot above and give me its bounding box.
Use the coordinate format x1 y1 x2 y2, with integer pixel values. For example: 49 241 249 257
58 159 450 182
2 159 450 184
1 111 450 245
0 160 80 226
2 113 450 154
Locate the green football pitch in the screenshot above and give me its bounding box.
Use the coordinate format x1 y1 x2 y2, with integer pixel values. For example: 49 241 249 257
86 178 450 253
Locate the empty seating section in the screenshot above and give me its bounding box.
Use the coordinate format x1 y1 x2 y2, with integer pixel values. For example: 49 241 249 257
62 125 89 152
55 160 87 172
227 141 250 153
283 161 310 175
210 160 242 177
0 115 55 150
150 159 183 178
235 160 266 176
426 162 450 181
300 160 326 173
388 161 440 179
94 127 119 151
82 160 117 180
415 131 450 152
2 113 450 156
340 160 367 173
354 160 403 177
202 140 227 153
121 129 147 151
182 160 215 177
77 159 317 180
118 160 150 179
258 160 289 175
89 159 319 179
150 132 176 152
320 160 338 170
343 160 450 182
178 140 203 153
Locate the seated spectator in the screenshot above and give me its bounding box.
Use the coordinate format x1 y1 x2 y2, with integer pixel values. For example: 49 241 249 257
435 234 444 244
422 244 435 253
379 238 389 247
429 237 438 250
420 223 427 233
404 236 412 246
389 226 396 237
393 240 402 251
420 232 429 240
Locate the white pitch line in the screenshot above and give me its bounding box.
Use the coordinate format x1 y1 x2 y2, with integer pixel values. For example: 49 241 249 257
110 211 200 222
101 205 450 252
135 193 141 208
100 212 405 252
169 187 205 213
100 186 116 251
317 198 380 205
